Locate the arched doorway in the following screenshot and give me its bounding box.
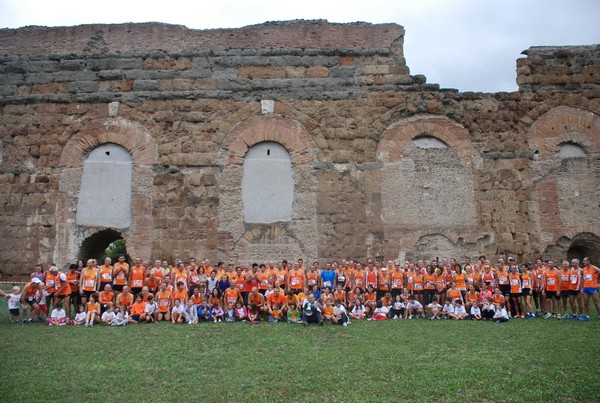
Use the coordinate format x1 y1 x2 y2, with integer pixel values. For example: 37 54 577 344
567 233 600 264
79 229 127 262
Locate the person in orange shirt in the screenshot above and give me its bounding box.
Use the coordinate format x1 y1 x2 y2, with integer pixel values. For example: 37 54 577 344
99 257 113 292
508 265 524 318
171 281 189 306
558 260 572 319
391 264 404 298
66 263 81 317
568 259 583 319
98 284 115 313
79 259 99 306
112 255 129 296
248 287 267 314
129 258 146 296
287 265 305 295
353 263 365 291
115 285 134 311
155 282 172 322
258 264 273 295
85 294 100 326
267 287 287 313
543 260 560 319
333 284 346 307
533 259 546 315
581 257 600 321
129 294 146 323
465 284 479 313
520 263 535 318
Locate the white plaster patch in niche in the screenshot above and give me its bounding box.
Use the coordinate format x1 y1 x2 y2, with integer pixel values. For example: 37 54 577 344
242 142 293 223
76 143 132 228
559 143 586 158
413 136 448 149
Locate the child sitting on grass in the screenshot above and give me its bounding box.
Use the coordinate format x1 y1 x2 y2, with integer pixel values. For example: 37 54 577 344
470 302 482 320
248 303 259 324
47 301 67 326
482 298 495 320
73 305 86 326
426 296 442 320
225 303 236 323
321 299 335 322
234 301 248 322
112 305 129 326
389 294 405 320
287 302 302 324
268 303 283 323
171 299 185 324
493 302 509 323
85 295 100 326
101 305 116 325
332 299 349 326
186 299 198 324
370 300 389 321
212 302 224 323
451 300 468 320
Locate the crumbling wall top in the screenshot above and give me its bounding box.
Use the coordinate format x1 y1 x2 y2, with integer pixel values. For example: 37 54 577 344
0 20 405 55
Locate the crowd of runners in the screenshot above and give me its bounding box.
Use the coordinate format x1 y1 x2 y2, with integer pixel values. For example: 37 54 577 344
5 254 600 326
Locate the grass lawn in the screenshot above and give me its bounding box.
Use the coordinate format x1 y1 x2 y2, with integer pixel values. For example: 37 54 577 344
0 297 598 402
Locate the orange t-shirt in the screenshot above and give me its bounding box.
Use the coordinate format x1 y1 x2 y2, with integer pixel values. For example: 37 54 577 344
391 271 404 290
87 302 99 313
82 268 98 292
448 289 461 301
113 262 129 286
545 270 560 292
99 291 114 304
289 271 304 290
267 292 286 307
583 266 598 288
130 266 145 289
130 301 146 316
100 265 113 283
509 272 522 294
156 291 171 313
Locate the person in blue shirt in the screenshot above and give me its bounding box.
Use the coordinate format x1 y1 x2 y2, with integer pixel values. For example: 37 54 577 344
197 299 213 322
320 262 337 291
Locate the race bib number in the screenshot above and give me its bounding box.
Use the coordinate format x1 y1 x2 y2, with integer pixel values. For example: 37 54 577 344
160 299 169 306
547 278 555 285
84 279 94 288
510 279 519 286
523 280 530 288
408 277 413 283
308 279 316 285
191 275 200 284
570 276 577 284
324 281 331 288
117 273 125 279
46 280 54 287
393 280 401 288
584 274 592 281
102 273 111 280
133 280 143 287
262 280 269 286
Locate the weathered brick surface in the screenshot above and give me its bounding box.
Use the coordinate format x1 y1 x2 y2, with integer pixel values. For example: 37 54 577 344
0 21 599 280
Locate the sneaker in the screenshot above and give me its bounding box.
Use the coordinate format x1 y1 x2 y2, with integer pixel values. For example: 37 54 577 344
218 319 222 322
319 321 324 326
343 322 348 327
557 314 562 320
392 315 398 320
544 313 552 319
409 315 413 319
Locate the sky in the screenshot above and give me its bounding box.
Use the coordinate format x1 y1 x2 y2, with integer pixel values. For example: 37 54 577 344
1 0 599 93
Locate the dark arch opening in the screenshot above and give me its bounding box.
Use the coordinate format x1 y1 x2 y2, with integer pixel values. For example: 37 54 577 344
80 229 126 262
567 233 600 264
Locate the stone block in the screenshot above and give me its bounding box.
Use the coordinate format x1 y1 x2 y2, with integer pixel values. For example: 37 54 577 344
133 80 160 91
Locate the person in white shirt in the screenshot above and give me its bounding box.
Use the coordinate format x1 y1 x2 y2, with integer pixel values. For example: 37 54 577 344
389 295 405 319
451 300 468 320
101 305 117 325
405 295 424 319
112 305 129 326
332 299 349 326
6 286 22 323
427 296 443 320
140 295 157 323
482 298 496 320
493 303 509 323
441 298 455 319
470 303 482 320
171 299 186 324
47 301 67 326
73 305 86 325
370 301 389 321
349 299 366 320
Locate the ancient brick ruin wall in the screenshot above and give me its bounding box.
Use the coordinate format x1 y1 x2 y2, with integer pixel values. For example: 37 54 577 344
0 21 599 280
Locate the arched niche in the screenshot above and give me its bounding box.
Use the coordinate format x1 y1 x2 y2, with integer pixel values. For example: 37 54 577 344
242 142 293 223
76 144 132 228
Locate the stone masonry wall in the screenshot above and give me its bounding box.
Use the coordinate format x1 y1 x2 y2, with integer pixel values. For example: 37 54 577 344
0 21 599 280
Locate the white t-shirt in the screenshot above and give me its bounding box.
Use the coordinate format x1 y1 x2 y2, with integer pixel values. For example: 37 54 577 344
334 305 347 316
145 302 157 315
454 305 466 315
74 312 86 323
172 304 184 315
51 308 66 320
374 306 389 315
352 305 365 315
102 311 116 322
427 302 442 312
407 300 423 310
495 308 508 319
442 303 455 314
392 301 405 310
470 306 481 315
7 293 21 310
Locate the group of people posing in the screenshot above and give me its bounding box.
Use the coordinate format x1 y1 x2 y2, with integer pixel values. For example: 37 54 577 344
6 254 600 327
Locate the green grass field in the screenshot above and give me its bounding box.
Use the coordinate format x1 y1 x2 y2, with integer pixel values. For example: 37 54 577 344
1 296 599 402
